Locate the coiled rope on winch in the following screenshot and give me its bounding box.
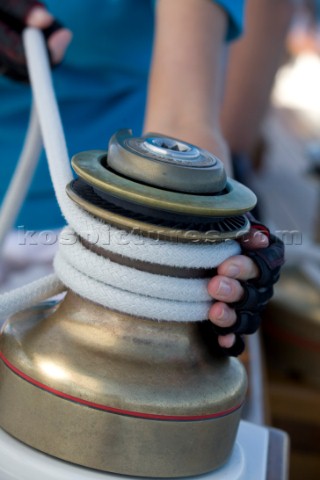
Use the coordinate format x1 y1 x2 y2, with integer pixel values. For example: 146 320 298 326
0 28 241 321
2 28 320 322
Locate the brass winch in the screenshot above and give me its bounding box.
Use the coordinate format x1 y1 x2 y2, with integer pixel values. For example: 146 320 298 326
0 131 257 477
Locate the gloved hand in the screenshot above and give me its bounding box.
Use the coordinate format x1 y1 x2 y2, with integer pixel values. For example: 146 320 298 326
207 215 285 356
0 0 71 81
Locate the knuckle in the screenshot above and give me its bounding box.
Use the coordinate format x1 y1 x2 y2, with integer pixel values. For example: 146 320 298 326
233 280 244 301
245 257 259 278
209 303 236 327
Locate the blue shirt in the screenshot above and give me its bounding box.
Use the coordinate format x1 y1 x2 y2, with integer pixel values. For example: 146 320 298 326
0 0 244 230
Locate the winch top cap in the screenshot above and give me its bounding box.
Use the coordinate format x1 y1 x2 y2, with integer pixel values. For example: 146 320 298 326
108 129 227 194
71 130 257 218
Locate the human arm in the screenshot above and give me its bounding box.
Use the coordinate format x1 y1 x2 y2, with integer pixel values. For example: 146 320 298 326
143 0 231 174
143 0 284 354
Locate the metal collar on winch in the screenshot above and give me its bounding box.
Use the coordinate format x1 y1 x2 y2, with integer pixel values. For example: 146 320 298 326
68 130 257 241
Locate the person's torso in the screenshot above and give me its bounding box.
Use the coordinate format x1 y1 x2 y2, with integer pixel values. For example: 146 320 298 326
0 0 155 230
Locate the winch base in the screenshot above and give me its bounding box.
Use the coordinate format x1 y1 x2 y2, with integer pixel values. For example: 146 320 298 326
0 421 271 480
0 293 247 477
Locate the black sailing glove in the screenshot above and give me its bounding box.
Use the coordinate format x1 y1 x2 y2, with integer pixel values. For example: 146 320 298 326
0 0 64 81
211 215 285 357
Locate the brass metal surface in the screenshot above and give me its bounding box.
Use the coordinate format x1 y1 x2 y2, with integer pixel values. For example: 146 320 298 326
0 132 254 476
107 130 227 194
263 266 320 386
66 180 251 242
71 150 257 217
0 292 247 477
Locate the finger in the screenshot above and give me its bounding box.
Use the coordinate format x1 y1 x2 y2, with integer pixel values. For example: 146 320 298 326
26 6 53 27
208 302 237 328
240 228 269 250
218 333 236 349
47 29 72 63
27 7 72 64
207 275 244 303
217 254 259 280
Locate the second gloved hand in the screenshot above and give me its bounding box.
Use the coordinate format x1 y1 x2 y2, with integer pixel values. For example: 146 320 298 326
0 0 71 81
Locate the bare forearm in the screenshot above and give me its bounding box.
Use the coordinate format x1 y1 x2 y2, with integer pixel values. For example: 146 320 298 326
144 0 230 170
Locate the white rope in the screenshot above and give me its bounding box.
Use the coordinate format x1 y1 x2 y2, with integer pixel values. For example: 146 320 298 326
0 274 64 320
54 253 211 322
22 28 240 270
0 104 42 251
1 28 318 322
58 228 213 302
0 27 237 322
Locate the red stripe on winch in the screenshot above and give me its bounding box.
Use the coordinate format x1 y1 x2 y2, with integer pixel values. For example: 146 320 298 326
0 352 242 421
